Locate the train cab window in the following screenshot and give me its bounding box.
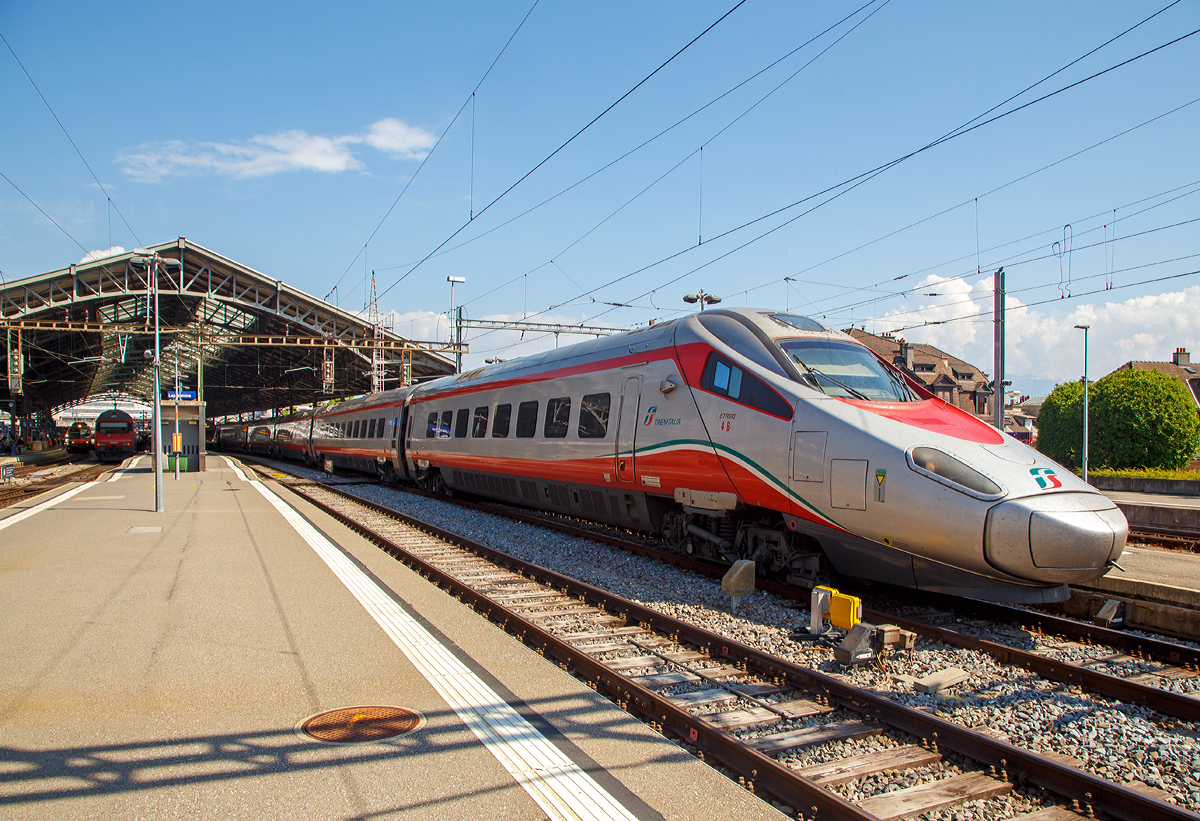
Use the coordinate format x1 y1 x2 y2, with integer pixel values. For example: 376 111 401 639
426 412 438 438
471 406 489 438
377 417 386 438
492 403 511 438
439 410 453 438
515 401 539 438
544 397 571 438
701 353 793 420
578 393 610 438
454 409 470 438
367 418 377 438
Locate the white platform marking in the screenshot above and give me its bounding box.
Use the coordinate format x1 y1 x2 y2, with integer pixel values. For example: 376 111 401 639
107 455 145 482
223 458 638 821
0 483 91 532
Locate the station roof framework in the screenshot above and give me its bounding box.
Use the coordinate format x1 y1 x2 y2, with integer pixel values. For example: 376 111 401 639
1 239 458 417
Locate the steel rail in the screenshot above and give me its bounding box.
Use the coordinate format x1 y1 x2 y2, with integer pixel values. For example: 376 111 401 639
261 470 1197 821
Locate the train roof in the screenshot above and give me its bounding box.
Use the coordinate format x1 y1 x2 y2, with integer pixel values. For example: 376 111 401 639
95 409 134 421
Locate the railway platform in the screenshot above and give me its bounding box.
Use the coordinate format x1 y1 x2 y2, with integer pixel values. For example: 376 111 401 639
0 456 782 820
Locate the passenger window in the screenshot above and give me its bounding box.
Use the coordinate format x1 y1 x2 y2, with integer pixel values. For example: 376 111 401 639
439 410 453 438
701 352 793 420
515 401 539 438
454 408 470 438
367 418 377 439
352 419 360 438
426 412 437 438
472 406 489 438
378 417 386 438
492 403 511 438
544 397 571 438
578 393 610 438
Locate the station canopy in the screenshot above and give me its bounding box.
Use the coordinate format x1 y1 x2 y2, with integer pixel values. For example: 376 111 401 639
1 238 457 418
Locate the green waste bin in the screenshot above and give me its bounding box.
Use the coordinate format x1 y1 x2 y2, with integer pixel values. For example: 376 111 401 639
167 455 190 472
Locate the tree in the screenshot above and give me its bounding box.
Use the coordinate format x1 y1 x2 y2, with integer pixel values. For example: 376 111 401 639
1090 368 1200 470
1035 380 1085 468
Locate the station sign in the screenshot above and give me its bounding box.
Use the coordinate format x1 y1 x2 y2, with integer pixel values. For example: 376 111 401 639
165 390 197 400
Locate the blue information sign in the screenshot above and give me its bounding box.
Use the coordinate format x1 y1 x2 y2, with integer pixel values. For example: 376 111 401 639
165 390 197 400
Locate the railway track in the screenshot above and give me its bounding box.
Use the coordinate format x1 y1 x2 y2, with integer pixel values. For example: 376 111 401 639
0 454 109 508
242 458 1197 820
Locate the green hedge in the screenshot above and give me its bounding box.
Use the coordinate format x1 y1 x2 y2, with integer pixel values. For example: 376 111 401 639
1036 369 1200 470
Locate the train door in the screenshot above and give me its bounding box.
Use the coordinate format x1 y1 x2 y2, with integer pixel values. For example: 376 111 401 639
615 376 641 483
396 399 410 479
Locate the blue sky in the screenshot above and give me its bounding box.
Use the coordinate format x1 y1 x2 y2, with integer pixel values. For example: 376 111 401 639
2 1 1199 399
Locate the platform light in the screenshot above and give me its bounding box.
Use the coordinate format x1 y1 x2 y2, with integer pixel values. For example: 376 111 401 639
683 290 722 311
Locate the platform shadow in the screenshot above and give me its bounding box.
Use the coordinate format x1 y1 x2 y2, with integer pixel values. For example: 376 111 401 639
0 693 681 808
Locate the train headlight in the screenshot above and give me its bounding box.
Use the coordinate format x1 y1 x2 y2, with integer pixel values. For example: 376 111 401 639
907 446 1005 500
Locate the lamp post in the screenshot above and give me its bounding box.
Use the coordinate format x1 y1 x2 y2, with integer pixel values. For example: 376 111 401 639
683 290 722 311
1075 324 1090 483
131 251 180 512
447 275 465 372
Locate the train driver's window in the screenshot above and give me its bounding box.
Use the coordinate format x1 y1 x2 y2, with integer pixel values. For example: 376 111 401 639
367 418 377 438
454 409 470 438
492 403 512 438
544 397 571 438
702 352 793 420
472 406 489 437
426 412 438 438
439 411 453 438
578 393 611 438
515 401 539 438
377 417 386 438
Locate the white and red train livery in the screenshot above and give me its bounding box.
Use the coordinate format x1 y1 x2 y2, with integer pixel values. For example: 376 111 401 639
221 308 1126 603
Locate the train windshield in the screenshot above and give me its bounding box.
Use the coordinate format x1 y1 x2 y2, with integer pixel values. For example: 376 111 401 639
778 339 915 402
98 421 133 432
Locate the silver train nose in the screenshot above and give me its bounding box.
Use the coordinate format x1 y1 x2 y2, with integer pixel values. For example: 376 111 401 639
985 492 1128 584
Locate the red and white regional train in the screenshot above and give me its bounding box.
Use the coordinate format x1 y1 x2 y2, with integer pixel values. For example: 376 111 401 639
220 308 1127 603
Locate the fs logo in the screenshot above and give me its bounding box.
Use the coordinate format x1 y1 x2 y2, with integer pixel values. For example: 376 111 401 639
1030 467 1062 490
642 406 657 426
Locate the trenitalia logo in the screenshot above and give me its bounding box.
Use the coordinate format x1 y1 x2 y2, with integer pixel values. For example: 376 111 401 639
1030 467 1062 490
642 405 681 426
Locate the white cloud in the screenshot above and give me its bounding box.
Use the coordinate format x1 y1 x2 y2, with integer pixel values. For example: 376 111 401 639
78 246 126 264
360 118 436 159
879 275 1200 389
118 118 433 183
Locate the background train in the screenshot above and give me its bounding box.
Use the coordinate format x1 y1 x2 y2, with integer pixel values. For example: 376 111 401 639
66 421 92 454
215 308 1127 604
93 409 137 462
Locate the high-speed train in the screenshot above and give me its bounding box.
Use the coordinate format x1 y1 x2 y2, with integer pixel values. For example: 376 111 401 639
226 308 1126 603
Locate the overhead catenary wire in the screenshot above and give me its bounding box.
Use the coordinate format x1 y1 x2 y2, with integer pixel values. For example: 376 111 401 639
0 169 88 253
326 0 543 301
523 10 1200 332
375 0 750 303
375 0 885 276
0 30 142 249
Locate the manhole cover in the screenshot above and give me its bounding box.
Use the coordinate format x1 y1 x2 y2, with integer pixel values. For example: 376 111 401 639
299 706 424 744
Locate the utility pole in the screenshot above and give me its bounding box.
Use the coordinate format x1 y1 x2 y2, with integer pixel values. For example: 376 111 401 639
993 267 1005 431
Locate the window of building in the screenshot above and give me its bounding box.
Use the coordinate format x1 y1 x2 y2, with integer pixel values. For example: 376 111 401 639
472 406 489 438
914 363 935 372
439 410 453 438
578 393 610 438
515 401 539 438
454 408 470 438
700 353 793 419
492 403 511 438
426 412 438 438
544 397 571 438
